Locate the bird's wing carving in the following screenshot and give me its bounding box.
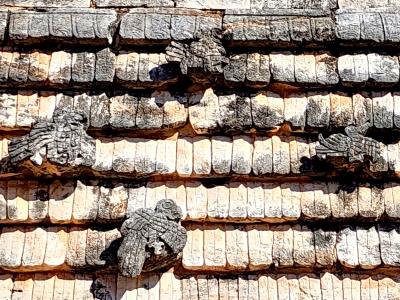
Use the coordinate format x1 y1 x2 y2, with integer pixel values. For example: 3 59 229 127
317 133 350 153
8 122 54 164
117 209 154 277
160 222 187 254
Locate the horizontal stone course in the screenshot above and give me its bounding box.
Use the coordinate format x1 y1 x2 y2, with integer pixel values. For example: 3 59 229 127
0 0 91 6
0 179 398 224
1 224 400 272
2 271 400 300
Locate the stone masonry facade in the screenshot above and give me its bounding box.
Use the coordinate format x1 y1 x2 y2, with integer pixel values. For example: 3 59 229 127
1 0 400 299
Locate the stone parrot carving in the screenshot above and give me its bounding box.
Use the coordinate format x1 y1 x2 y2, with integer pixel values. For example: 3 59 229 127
316 123 382 162
117 199 187 277
165 28 229 76
8 108 95 167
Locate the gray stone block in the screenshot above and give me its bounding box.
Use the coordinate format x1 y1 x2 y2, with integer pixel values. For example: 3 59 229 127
270 53 295 82
90 93 110 128
95 48 116 82
223 15 245 40
316 54 339 85
338 54 368 83
50 13 73 37
9 12 30 39
72 52 96 82
336 13 361 40
224 54 247 82
96 0 173 7
195 15 222 33
268 17 290 41
382 13 400 43
244 16 268 40
361 13 384 42
145 14 171 40
0 11 8 41
311 17 334 41
368 54 399 83
171 15 196 40
246 53 270 83
72 13 95 38
29 13 49 38
120 13 145 39
289 17 312 42
9 53 29 82
0 0 90 6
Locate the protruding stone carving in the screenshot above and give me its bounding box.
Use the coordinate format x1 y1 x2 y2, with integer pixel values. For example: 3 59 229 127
117 199 187 277
165 28 229 78
8 108 95 167
316 123 381 163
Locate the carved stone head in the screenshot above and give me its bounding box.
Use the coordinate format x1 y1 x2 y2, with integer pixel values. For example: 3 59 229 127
155 199 183 221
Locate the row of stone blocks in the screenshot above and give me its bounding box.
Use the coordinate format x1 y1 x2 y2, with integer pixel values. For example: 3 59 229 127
1 224 400 271
2 271 399 300
2 49 400 87
2 7 400 45
0 179 399 224
0 133 395 175
2 90 400 132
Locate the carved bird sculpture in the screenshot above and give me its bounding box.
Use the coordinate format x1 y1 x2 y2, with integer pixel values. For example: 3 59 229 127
8 108 95 167
117 199 187 277
165 28 229 75
316 123 381 162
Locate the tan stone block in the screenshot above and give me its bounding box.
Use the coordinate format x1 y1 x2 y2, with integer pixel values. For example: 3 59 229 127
284 93 307 127
270 53 295 82
72 180 99 223
330 93 354 127
37 92 56 123
295 54 316 83
26 181 47 222
32 274 55 300
136 275 150 299
112 138 136 173
166 181 187 219
127 185 146 217
0 93 17 128
258 275 278 300
276 275 291 300
281 183 301 221
228 278 239 299
298 274 322 300
238 276 249 299
247 224 273 270
229 182 247 218
353 93 373 126
193 136 211 175
53 274 76 300
44 227 68 267
186 181 207 219
379 225 400 267
7 180 28 222
313 182 331 219
264 183 282 221
22 227 47 267
226 224 248 270
198 275 208 300
321 273 342 300
360 275 379 300
293 225 315 267
74 274 94 300
251 92 284 129
314 229 337 267
211 136 232 174
134 139 157 174
0 48 13 83
159 271 182 300
337 227 358 268
12 274 34 300
1 138 8 160
189 88 220 134
272 225 294 267
218 278 229 300
16 91 39 127
9 52 29 83
182 225 204 270
357 226 381 269
253 136 273 175
29 51 50 82
177 137 193 176
136 96 163 129
0 227 24 267
144 181 165 210
207 184 229 219
156 139 177 174
329 182 358 218
0 274 13 299
93 139 114 171
387 143 400 172
358 186 384 219
48 180 74 223
207 277 219 300
289 137 299 174
115 52 139 81
370 144 388 173
247 182 264 218
232 135 253 174
66 227 87 267
155 91 187 128
49 51 71 84
98 184 127 220
272 136 290 174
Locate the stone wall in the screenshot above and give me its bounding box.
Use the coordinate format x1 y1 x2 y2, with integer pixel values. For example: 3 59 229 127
0 0 399 299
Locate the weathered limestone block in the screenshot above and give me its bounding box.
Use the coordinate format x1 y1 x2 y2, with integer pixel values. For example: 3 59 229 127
176 137 193 176
145 14 171 40
28 52 51 82
0 227 25 268
358 186 384 219
228 182 247 219
338 54 368 83
193 137 211 175
66 227 87 267
96 48 116 82
284 93 308 127
189 89 220 134
48 51 72 84
93 138 114 171
270 53 295 82
307 93 330 127
71 52 96 82
98 184 127 220
186 181 207 219
182 224 204 270
119 13 145 40
109 94 137 128
382 13 400 43
368 54 399 83
9 52 30 82
0 10 7 41
330 93 354 127
337 227 358 268
252 137 273 175
314 229 336 267
353 93 373 126
315 53 339 85
329 182 358 218
0 48 13 82
219 94 252 129
252 92 284 129
7 180 29 222
0 0 90 6
224 54 247 82
226 224 249 270
44 227 68 267
48 181 75 223
232 135 253 174
246 53 270 83
112 138 136 173
116 52 139 82
294 54 316 83
203 225 226 270
357 226 381 269
21 227 47 268
372 92 393 129
336 13 361 40
293 225 315 266
247 224 273 270
272 136 291 175
176 0 250 9
207 184 229 219
379 226 400 267
156 139 177 174
272 225 294 267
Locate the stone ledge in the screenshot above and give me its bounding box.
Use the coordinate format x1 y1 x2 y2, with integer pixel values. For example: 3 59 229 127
0 179 398 224
2 271 400 300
